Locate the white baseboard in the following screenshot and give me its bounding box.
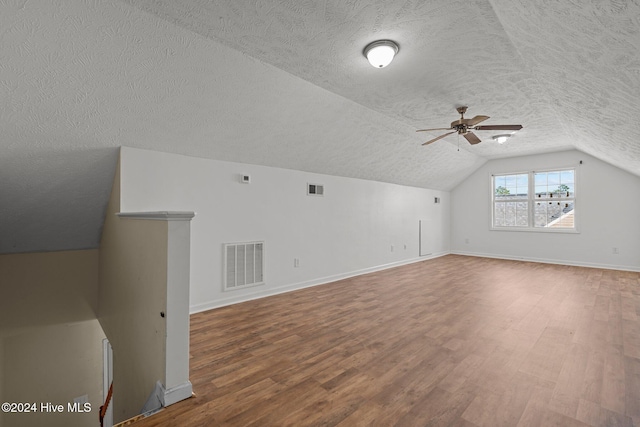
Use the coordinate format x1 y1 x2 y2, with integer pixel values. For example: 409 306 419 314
451 250 640 272
160 381 193 407
190 251 449 314
140 380 193 418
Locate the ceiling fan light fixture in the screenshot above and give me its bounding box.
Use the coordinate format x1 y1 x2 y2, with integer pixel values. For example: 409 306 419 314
363 40 399 68
418 107 523 147
493 134 511 144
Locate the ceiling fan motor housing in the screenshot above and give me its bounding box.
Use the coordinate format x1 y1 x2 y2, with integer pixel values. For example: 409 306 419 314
450 120 469 134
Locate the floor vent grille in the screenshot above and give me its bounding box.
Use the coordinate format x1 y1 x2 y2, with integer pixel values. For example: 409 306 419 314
224 241 264 291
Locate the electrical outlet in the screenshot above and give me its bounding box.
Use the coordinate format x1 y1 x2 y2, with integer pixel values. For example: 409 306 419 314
465 238 470 244
294 258 300 267
73 395 89 405
390 245 394 252
612 247 619 255
404 244 407 250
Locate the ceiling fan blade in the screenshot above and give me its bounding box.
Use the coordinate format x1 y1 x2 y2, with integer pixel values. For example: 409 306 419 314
464 132 481 145
422 131 456 146
466 115 490 126
416 127 453 132
474 124 523 131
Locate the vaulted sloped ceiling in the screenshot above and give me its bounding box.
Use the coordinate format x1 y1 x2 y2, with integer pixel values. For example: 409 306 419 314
0 0 638 254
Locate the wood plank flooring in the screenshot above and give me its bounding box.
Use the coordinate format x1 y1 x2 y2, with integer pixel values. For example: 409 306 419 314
130 255 640 427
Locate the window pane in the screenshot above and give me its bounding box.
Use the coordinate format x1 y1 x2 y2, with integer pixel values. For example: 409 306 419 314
535 172 549 195
494 174 508 197
560 170 574 184
505 202 516 226
516 202 528 226
534 169 575 200
494 174 529 227
535 172 547 186
516 174 528 189
547 171 560 186
495 174 527 200
534 201 549 227
547 202 575 228
553 183 571 198
494 202 506 226
548 201 564 222
494 201 529 227
516 174 528 197
534 201 575 228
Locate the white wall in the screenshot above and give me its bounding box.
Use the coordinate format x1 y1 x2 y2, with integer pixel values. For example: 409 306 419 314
0 249 105 427
120 147 450 312
3 320 105 427
98 161 168 423
451 150 640 270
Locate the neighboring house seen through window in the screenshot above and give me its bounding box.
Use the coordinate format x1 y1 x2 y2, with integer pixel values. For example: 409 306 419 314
492 169 576 231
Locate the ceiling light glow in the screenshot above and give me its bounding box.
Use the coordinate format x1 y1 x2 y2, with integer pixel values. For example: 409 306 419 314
363 40 399 68
492 134 511 144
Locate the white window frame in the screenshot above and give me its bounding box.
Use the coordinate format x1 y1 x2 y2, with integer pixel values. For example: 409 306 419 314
490 167 578 233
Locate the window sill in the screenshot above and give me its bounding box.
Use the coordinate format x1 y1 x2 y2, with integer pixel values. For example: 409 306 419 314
490 226 580 234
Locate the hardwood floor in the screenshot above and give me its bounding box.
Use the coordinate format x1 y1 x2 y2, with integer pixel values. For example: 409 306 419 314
130 255 640 427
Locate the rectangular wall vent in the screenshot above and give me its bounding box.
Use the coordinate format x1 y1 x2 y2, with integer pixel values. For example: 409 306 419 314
224 241 264 291
308 183 324 196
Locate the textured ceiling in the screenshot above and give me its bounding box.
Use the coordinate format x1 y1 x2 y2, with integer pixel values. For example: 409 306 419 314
0 0 639 254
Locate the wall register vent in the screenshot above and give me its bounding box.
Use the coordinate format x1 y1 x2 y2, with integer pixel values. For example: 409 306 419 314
308 183 324 196
224 241 264 291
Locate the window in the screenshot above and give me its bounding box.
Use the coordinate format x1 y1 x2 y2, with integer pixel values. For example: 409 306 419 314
492 168 576 231
533 170 575 228
493 173 529 227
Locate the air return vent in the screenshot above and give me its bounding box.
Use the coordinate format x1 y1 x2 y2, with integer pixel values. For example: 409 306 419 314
224 241 264 291
307 183 324 196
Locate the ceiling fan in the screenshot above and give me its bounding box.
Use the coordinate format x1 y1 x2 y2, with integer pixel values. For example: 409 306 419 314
417 106 523 146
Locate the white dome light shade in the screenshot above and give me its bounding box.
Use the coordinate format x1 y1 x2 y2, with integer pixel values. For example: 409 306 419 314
364 40 399 68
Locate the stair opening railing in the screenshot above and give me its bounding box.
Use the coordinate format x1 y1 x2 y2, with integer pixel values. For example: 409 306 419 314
100 382 113 427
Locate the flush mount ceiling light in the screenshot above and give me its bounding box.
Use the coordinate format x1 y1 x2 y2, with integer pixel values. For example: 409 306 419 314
492 134 512 144
363 40 399 68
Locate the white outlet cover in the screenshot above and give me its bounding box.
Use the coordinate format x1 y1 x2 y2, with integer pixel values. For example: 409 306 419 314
74 394 89 404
